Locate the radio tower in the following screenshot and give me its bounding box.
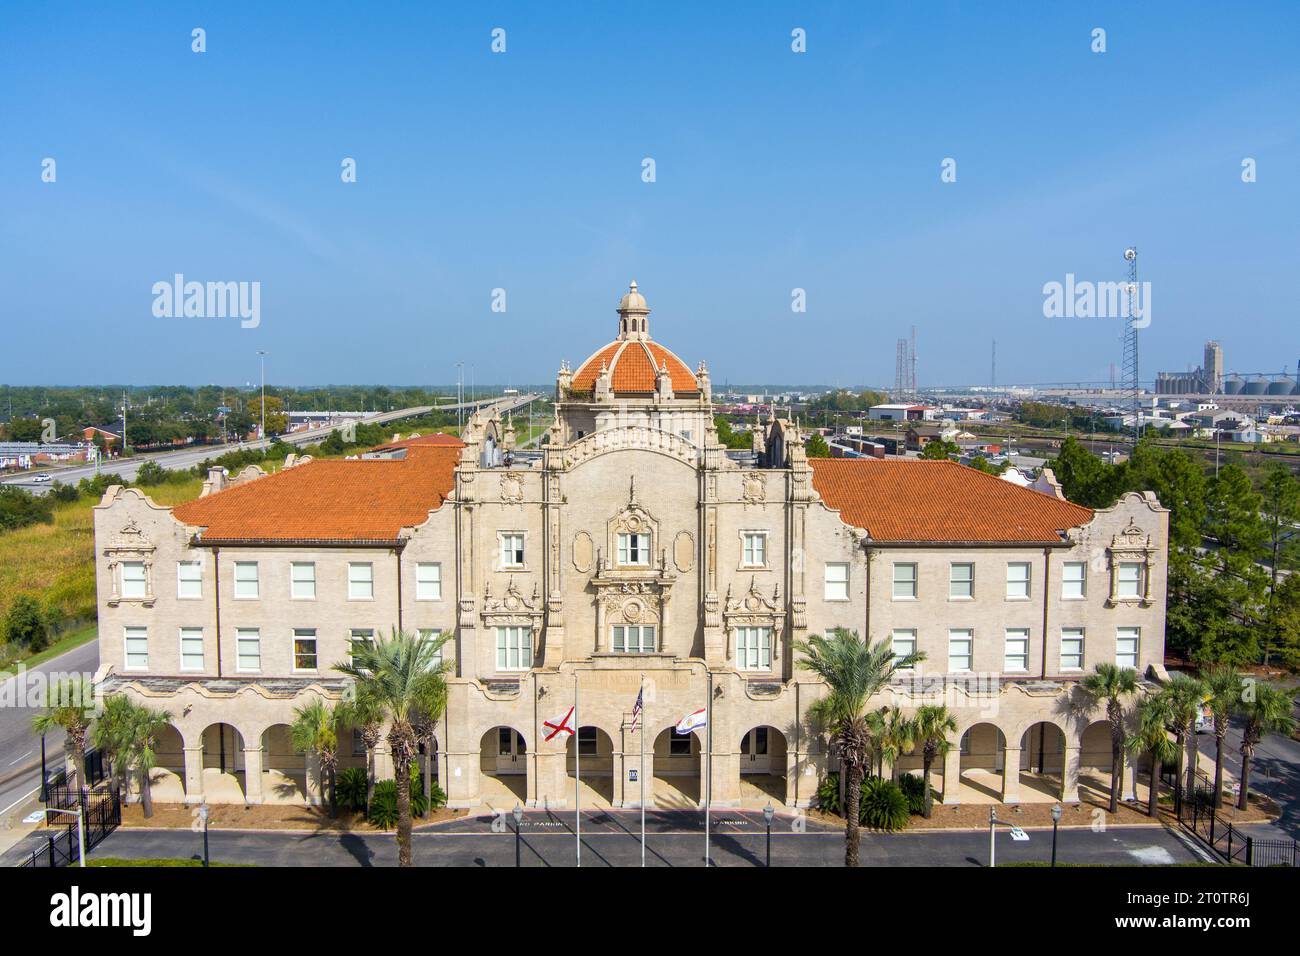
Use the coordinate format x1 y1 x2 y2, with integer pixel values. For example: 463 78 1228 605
1121 247 1141 442
991 339 997 388
894 338 908 398
909 326 918 394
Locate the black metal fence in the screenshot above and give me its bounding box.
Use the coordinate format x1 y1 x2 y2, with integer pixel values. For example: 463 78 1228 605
17 788 121 868
1174 769 1298 867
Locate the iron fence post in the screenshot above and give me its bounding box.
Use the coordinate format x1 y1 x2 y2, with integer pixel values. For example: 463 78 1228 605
1246 835 1253 866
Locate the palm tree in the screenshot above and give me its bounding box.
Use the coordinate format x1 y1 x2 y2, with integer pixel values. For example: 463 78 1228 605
335 628 449 866
879 706 917 782
91 694 137 799
1080 662 1139 813
1201 664 1243 809
1161 673 1206 811
1235 684 1297 811
912 705 957 818
336 693 383 811
32 676 96 805
1125 694 1178 818
794 627 923 867
88 696 171 817
290 699 341 817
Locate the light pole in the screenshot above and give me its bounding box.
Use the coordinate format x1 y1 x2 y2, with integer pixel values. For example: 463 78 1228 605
763 802 775 867
987 806 1029 868
456 362 465 434
512 803 523 868
39 734 48 802
40 808 86 867
256 350 268 441
1050 804 1062 867
198 803 211 867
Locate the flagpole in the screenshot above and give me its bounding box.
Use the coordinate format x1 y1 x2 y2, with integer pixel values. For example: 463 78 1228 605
575 672 581 868
705 669 712 868
640 674 646 868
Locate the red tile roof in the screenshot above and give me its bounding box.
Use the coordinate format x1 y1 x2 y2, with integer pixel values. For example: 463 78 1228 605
809 458 1092 544
570 339 698 395
367 433 465 454
173 446 459 543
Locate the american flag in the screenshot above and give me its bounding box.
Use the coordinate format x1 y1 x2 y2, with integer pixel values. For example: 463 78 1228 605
630 686 643 733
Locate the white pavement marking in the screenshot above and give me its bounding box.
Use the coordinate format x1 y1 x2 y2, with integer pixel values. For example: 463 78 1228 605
1165 826 1217 863
9 751 33 766
1127 845 1176 865
1 786 39 818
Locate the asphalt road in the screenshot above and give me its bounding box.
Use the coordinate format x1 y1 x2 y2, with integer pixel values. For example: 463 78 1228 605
0 637 100 818
1193 694 1300 841
0 394 541 494
0 808 1209 868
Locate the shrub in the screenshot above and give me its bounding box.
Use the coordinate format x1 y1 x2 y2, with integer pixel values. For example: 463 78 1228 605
898 772 927 815
133 460 169 486
860 778 911 831
366 766 435 828
0 487 55 532
336 767 368 812
817 772 843 816
49 482 81 503
3 594 48 651
77 474 115 500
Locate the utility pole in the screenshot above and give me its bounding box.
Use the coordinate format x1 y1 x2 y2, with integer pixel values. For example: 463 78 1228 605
456 362 465 433
1121 248 1141 445
257 350 268 440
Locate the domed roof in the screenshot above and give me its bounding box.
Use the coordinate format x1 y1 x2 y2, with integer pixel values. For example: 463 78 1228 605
568 282 699 396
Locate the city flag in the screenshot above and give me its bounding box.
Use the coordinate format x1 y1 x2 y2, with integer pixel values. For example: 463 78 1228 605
543 706 576 741
675 708 707 735
630 687 643 733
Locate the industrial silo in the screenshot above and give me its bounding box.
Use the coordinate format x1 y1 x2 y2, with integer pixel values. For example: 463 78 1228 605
1243 376 1269 395
1223 374 1245 395
1267 376 1295 396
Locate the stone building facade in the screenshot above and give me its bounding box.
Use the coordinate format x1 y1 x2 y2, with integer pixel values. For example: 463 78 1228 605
93 283 1170 811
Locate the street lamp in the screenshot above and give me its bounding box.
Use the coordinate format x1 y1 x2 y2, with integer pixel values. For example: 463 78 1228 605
987 806 1029 868
763 802 775 868
39 734 48 802
40 808 86 867
1050 804 1062 867
512 803 523 867
198 803 211 867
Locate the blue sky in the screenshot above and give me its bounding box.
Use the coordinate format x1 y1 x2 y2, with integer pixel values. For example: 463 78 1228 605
1 2 1297 389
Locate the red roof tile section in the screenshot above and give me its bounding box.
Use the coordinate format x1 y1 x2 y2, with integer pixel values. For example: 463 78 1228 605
173 446 459 542
570 340 698 395
368 433 465 453
809 458 1093 544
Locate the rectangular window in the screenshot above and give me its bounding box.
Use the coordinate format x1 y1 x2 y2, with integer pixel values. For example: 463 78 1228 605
348 562 374 600
735 626 772 670
179 627 204 671
496 626 531 671
352 729 367 756
1006 562 1031 599
1061 561 1087 599
124 626 148 669
741 532 768 568
948 629 973 672
1060 628 1085 671
233 561 259 599
669 729 693 756
824 562 849 601
349 628 375 670
612 624 656 654
1117 562 1143 599
236 628 261 672
891 629 917 669
293 629 318 671
418 628 444 667
291 562 316 600
893 563 918 600
500 533 525 568
949 562 974 599
1004 629 1030 672
177 561 202 599
578 726 598 757
617 532 650 566
121 561 147 599
415 562 442 601
1116 627 1140 668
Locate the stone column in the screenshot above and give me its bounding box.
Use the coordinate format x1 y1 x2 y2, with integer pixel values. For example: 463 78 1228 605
942 747 963 804
1121 753 1137 802
243 746 264 804
305 752 323 806
183 745 205 805
373 743 394 782
1000 744 1021 803
1061 745 1082 803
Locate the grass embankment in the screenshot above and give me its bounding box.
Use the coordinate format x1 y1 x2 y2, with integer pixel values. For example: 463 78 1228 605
0 478 203 669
